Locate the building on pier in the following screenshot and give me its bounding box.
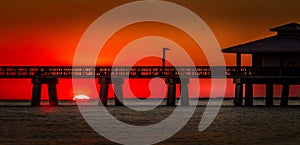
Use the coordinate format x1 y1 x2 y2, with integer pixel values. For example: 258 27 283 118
222 22 300 106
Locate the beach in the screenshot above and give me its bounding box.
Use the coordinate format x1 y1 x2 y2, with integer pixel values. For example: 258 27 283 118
1 100 300 145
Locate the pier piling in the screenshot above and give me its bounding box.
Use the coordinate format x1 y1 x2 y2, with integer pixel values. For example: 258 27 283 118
48 83 58 106
180 78 190 106
166 78 177 106
281 84 289 106
98 78 110 106
266 83 274 106
31 83 42 106
245 83 253 106
31 77 58 106
99 84 109 106
234 82 243 106
113 78 124 106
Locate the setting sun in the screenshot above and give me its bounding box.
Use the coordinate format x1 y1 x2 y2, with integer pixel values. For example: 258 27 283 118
73 95 90 101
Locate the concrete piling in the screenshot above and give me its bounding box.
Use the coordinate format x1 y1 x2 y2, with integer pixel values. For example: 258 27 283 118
234 83 243 106
31 77 58 106
245 83 253 107
98 78 110 106
99 83 109 106
266 83 274 106
281 84 289 106
31 83 42 106
180 78 190 106
167 83 176 106
113 78 124 106
98 77 124 106
166 78 177 106
48 84 58 106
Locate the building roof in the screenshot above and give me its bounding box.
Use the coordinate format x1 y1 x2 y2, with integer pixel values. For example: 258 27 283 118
222 22 300 54
270 22 300 32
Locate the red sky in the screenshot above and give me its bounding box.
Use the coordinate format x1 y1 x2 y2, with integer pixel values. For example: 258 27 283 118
0 0 300 100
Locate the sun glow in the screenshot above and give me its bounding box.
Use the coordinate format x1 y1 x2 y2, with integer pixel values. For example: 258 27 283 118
73 95 90 101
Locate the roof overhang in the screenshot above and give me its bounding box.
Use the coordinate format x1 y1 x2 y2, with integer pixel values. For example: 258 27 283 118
222 35 300 54
222 22 300 54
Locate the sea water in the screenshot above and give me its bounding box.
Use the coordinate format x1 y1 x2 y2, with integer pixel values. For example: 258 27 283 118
0 98 300 144
0 98 300 106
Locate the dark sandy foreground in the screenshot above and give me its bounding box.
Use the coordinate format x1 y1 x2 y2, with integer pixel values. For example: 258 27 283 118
1 105 300 145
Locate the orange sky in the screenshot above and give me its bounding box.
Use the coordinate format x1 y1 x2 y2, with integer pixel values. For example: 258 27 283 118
0 0 300 100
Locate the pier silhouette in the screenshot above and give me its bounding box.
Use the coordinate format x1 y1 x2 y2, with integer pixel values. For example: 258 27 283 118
0 65 300 106
223 22 300 106
1 22 300 107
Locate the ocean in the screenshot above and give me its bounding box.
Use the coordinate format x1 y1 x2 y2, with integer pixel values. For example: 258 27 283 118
1 98 300 106
0 99 300 145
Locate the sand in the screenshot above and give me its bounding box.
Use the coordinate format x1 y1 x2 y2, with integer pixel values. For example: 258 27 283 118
1 101 300 145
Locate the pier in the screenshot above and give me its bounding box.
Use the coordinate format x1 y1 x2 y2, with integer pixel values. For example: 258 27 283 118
0 66 300 106
1 23 300 106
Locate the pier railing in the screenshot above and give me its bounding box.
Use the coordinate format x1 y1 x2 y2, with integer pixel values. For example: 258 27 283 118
0 66 300 78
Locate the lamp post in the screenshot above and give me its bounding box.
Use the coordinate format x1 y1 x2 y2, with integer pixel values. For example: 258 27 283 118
162 48 170 77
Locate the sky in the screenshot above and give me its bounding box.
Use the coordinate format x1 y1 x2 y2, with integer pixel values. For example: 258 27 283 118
0 0 300 100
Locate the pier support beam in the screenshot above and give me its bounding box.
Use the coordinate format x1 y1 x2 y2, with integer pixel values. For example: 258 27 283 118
180 78 190 106
113 78 124 106
48 84 58 106
245 83 253 107
31 83 42 106
234 80 243 106
31 77 58 106
281 84 289 106
98 78 110 106
266 83 274 106
166 78 177 106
